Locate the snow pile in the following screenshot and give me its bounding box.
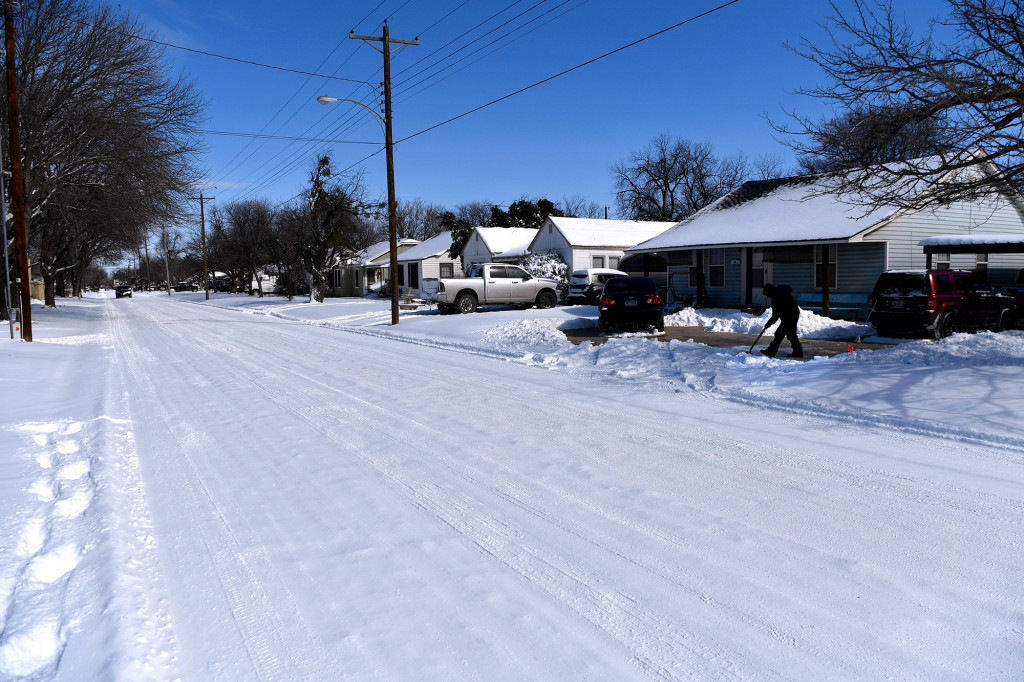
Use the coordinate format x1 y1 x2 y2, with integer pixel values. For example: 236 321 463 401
481 319 570 348
869 330 1024 367
666 306 874 340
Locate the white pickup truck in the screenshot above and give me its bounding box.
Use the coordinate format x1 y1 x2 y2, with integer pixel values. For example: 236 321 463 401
421 263 560 314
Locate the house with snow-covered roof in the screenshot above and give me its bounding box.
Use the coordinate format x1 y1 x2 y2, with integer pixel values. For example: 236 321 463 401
329 239 420 297
527 216 677 274
396 231 461 296
460 227 539 270
626 164 1024 316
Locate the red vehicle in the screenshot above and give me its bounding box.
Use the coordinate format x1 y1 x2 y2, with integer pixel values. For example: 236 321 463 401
868 270 1016 339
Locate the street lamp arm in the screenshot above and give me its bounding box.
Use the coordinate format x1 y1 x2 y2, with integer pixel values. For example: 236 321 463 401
317 95 385 132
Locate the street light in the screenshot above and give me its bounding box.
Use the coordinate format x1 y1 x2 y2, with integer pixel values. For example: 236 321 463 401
318 93 400 325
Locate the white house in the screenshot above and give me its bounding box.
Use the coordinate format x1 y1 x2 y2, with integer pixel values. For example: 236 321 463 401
460 227 539 271
330 239 420 296
527 216 677 272
396 231 462 296
626 161 1024 314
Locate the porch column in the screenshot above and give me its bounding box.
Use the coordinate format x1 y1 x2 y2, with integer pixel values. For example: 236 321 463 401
821 243 831 318
744 247 753 308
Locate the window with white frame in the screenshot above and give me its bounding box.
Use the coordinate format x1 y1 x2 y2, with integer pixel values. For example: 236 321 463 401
815 245 837 288
439 262 454 279
592 255 605 268
708 248 726 287
935 252 951 270
609 256 620 269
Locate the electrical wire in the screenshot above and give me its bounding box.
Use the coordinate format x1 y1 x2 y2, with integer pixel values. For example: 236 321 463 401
397 0 743 145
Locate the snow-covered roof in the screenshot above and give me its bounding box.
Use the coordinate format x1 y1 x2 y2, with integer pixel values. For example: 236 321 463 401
918 234 1024 247
544 217 677 248
472 227 538 257
629 175 904 253
396 231 454 262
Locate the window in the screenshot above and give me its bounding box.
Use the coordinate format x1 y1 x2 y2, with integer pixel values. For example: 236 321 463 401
507 266 529 279
592 255 605 268
935 252 951 270
408 263 419 289
488 265 509 278
975 253 989 281
708 249 725 288
815 245 837 288
397 264 405 286
609 256 620 269
439 263 454 279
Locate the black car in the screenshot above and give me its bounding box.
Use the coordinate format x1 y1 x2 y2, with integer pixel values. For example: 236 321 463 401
114 285 133 299
598 276 665 333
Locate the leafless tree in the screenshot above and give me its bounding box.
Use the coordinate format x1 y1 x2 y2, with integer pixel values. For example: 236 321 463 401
559 194 605 218
610 135 752 221
3 0 204 306
280 156 377 303
391 197 445 241
224 199 277 296
777 0 1024 207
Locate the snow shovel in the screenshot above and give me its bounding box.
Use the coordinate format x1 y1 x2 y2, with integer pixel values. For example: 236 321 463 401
746 324 768 354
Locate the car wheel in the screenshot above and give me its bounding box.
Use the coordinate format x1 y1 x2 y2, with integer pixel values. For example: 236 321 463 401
935 311 960 339
536 291 557 309
598 317 608 334
455 293 477 314
438 304 455 315
655 317 664 332
996 308 1014 332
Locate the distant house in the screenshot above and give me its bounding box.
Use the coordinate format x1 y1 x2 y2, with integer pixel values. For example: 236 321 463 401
527 216 677 273
627 162 1024 316
460 227 539 271
396 231 461 296
330 239 420 297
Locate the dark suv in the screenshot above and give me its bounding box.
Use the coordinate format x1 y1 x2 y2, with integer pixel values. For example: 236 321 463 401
868 270 1015 339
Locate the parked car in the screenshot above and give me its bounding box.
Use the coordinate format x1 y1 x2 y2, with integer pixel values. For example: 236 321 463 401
421 263 559 314
598 276 665 333
867 269 1015 339
114 285 132 298
567 268 628 304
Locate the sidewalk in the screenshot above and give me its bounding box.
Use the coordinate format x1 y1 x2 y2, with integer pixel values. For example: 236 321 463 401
563 325 893 357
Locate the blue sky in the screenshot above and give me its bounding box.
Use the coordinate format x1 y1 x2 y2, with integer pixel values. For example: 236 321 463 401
126 0 950 217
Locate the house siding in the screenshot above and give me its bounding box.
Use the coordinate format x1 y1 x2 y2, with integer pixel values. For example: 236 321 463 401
461 234 493 269
864 196 1024 281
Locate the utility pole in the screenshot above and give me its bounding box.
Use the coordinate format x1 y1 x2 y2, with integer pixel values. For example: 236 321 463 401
4 0 30 341
189 192 215 300
350 21 418 325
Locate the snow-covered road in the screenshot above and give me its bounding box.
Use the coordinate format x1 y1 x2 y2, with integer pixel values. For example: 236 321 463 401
3 294 1023 680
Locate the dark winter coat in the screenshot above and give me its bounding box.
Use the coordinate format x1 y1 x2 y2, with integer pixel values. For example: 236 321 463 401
763 284 799 326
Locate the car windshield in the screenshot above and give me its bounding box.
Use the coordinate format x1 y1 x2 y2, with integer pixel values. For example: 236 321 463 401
876 273 926 296
603 277 656 294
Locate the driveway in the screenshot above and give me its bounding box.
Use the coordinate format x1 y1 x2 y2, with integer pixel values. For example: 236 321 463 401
563 325 894 357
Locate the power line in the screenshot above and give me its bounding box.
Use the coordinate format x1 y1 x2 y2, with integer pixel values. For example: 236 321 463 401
398 0 743 145
201 130 379 144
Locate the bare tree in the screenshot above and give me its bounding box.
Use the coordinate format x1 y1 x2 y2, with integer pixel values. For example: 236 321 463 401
393 198 444 241
4 0 204 306
281 156 377 303
560 194 604 219
224 199 276 297
610 135 752 221
778 0 1024 207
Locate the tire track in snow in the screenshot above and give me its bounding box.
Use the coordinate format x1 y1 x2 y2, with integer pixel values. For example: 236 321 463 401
109 300 347 682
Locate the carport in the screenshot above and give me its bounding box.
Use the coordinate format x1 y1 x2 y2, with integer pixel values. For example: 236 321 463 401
919 234 1024 272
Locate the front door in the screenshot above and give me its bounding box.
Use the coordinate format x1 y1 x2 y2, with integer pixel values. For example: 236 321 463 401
750 250 773 306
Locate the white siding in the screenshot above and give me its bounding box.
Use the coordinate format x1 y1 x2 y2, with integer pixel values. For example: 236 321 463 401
863 195 1024 271
530 223 572 264
461 233 492 268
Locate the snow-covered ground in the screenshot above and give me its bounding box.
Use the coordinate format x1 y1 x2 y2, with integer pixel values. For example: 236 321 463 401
2 291 1022 680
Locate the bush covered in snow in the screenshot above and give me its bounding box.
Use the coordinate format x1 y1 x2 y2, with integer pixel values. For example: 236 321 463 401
518 251 569 299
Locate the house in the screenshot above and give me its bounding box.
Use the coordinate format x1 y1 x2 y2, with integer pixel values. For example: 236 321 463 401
527 216 677 274
330 239 420 297
626 164 1024 317
395 231 461 296
460 227 539 270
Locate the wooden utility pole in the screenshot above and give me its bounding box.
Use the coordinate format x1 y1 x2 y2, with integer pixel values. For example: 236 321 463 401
189 192 214 299
4 0 30 341
350 22 418 325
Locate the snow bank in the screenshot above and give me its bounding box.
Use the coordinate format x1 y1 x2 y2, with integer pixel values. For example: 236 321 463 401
666 306 875 340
